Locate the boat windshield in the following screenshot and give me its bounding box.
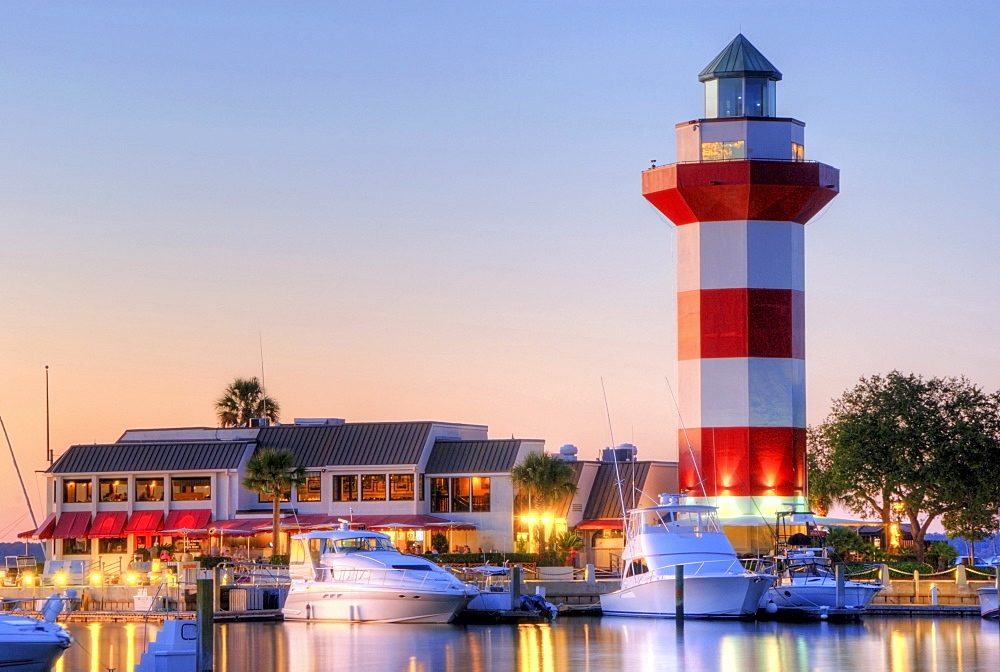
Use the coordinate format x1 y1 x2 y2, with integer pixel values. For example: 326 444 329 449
326 536 396 553
630 508 722 535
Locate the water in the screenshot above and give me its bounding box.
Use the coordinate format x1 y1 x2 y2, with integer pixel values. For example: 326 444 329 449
56 616 1000 672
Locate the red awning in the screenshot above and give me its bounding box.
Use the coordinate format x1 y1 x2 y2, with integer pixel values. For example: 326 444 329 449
274 514 337 530
575 518 624 530
51 512 92 539
209 519 267 535
18 513 57 540
163 509 213 536
124 510 164 535
90 511 128 538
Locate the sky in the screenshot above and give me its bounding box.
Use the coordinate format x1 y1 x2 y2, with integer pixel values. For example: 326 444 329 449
2 1 999 539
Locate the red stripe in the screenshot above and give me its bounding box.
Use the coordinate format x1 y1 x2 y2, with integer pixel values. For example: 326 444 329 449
643 161 839 225
679 427 806 497
678 289 802 360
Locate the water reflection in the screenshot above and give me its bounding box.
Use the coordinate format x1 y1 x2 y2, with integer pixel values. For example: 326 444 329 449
59 617 999 672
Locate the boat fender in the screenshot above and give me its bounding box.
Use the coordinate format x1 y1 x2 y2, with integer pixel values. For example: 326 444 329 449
42 593 64 623
765 601 778 615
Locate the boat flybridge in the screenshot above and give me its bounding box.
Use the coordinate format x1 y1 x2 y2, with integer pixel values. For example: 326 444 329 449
599 494 776 618
283 523 477 624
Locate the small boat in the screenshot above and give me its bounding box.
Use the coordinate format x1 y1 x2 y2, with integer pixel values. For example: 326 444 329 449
453 565 558 622
978 586 998 620
759 548 882 619
134 619 197 672
0 594 72 672
599 494 776 618
283 524 477 623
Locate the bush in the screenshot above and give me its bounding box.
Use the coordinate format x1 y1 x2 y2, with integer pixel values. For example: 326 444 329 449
889 561 934 576
430 533 449 554
269 554 289 566
197 555 229 570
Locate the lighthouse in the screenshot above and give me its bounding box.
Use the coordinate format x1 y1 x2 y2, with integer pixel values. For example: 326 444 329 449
645 35 838 526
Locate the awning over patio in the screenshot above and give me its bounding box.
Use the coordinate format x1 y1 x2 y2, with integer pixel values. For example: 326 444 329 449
575 518 624 530
17 513 56 540
162 509 213 537
123 510 164 535
209 519 267 535
51 512 92 539
89 511 128 538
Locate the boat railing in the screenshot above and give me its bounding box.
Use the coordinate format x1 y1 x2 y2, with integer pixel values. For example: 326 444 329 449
318 566 459 590
626 558 754 586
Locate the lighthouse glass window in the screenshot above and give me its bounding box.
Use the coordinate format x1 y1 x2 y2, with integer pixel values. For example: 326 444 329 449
701 140 745 162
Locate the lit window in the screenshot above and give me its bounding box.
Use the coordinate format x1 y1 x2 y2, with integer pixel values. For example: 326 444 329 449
361 475 386 501
430 478 449 513
471 477 490 512
63 479 93 503
792 142 804 161
99 478 127 502
135 478 164 502
389 474 414 501
297 472 321 502
451 477 471 512
171 477 211 501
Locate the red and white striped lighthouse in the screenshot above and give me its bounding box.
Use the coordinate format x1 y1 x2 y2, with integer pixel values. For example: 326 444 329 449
645 35 838 517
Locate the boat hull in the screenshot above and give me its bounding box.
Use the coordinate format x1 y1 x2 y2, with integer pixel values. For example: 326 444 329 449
978 586 998 620
0 616 72 672
600 573 774 618
282 582 470 624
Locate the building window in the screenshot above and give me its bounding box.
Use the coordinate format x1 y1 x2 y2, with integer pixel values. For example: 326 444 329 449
135 478 164 502
792 142 804 161
63 479 92 503
171 477 211 501
98 538 127 554
389 474 414 501
430 478 449 513
99 479 128 502
701 140 745 162
471 477 491 512
419 474 425 502
332 475 358 502
361 475 386 501
451 477 471 512
297 472 321 502
62 538 91 555
258 486 290 503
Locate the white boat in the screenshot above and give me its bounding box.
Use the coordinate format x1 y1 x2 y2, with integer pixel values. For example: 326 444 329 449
0 594 72 672
454 565 557 622
282 524 476 623
599 494 776 618
759 548 882 619
978 586 998 620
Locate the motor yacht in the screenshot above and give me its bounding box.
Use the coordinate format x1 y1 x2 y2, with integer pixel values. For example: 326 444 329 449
0 594 72 672
599 494 775 618
978 585 998 620
282 524 476 623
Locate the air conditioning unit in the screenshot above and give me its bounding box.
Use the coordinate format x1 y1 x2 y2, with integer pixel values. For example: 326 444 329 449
249 418 270 428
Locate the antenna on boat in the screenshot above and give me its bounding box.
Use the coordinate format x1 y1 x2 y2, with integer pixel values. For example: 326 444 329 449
664 375 709 500
601 378 629 532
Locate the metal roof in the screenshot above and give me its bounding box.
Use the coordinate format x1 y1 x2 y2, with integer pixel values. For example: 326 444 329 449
581 462 651 520
49 441 253 474
698 34 782 82
425 439 524 474
255 422 434 467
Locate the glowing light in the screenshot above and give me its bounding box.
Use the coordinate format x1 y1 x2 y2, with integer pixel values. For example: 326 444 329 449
22 574 34 586
91 573 103 586
127 573 138 585
55 572 67 585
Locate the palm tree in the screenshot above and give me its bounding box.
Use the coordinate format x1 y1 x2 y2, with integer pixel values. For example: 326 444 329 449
242 448 305 557
511 452 578 552
215 377 280 427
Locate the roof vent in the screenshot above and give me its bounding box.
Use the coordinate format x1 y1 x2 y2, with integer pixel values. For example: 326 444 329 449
557 444 578 461
293 418 346 426
249 418 270 428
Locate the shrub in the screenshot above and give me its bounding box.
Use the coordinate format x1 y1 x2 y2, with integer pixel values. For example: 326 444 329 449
430 533 449 554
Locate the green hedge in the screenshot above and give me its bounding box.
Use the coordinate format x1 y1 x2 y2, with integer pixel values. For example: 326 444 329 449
423 551 564 567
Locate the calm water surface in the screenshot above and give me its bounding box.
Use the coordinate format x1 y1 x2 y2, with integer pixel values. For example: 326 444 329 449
56 616 1000 672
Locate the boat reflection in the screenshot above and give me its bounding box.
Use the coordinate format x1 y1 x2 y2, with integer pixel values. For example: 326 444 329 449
57 616 999 672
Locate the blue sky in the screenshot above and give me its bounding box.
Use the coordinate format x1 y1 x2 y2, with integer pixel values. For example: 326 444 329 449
2 1 998 537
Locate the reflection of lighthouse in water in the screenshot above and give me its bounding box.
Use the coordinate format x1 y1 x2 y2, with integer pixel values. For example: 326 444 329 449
643 35 839 517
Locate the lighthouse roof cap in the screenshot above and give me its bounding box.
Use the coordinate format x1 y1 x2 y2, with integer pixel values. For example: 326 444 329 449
698 34 782 83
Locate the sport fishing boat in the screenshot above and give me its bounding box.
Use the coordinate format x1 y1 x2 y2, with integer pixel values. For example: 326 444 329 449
0 594 73 672
599 494 775 618
282 524 477 623
759 547 882 619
